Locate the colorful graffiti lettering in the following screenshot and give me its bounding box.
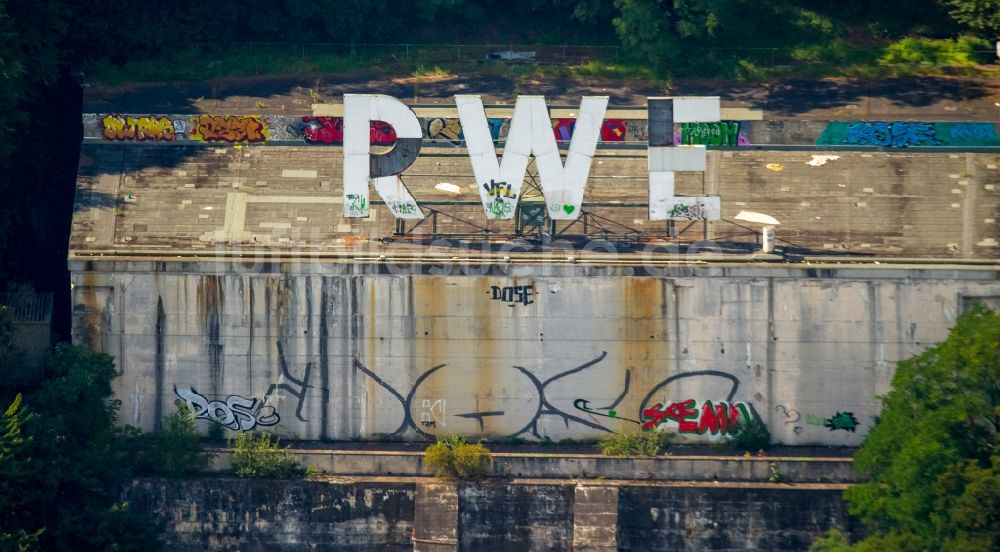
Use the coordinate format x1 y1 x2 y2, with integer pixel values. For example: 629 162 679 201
600 119 628 142
845 122 940 147
552 118 576 141
490 285 534 306
346 193 367 214
426 117 464 143
174 386 279 431
299 116 397 145
676 121 746 146
818 121 1000 147
641 399 751 434
947 123 1000 143
667 202 707 220
101 115 176 141
483 179 515 198
823 411 860 432
191 114 267 143
486 118 509 142
487 199 513 218
391 202 419 216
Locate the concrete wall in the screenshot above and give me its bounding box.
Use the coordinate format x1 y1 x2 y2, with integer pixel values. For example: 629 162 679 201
71 260 1000 445
124 478 856 551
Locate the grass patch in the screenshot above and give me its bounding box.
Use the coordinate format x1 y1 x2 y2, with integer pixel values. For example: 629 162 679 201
598 430 673 457
423 434 493 480
230 432 307 479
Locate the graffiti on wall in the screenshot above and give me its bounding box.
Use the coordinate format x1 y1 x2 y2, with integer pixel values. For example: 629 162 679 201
817 122 1000 147
190 114 268 143
295 116 398 145
674 121 748 146
641 399 752 434
490 285 534 306
86 113 711 145
174 386 279 431
102 115 176 141
352 351 768 440
573 370 763 435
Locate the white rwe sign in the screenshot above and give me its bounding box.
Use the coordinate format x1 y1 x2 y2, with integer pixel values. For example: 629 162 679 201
343 94 721 222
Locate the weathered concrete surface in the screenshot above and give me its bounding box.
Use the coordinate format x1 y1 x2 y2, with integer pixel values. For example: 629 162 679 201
72 260 1000 445
124 477 856 551
71 145 1000 259
125 478 415 551
573 485 619 551
206 450 858 483
413 483 459 551
617 485 857 552
458 483 575 551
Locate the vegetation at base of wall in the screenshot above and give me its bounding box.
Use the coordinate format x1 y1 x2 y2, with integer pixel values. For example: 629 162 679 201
597 430 674 457
423 434 494 480
124 403 213 478
719 419 772 454
813 305 1000 551
230 432 307 479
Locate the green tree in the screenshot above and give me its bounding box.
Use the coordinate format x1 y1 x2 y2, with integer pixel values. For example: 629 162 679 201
836 305 999 551
0 344 165 551
946 0 1000 38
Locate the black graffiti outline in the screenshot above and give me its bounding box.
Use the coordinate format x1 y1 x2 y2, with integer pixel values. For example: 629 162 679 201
259 340 328 423
352 352 612 438
572 370 643 426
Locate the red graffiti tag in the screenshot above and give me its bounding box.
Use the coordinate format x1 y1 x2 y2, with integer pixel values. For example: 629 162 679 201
600 119 627 142
193 115 267 143
300 116 396 145
552 118 576 141
101 115 175 141
642 399 749 434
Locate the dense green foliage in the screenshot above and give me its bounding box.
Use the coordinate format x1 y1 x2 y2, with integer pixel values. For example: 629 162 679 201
826 305 1000 551
230 432 306 479
720 418 772 453
423 434 494 479
0 344 166 551
126 403 213 478
598 429 673 456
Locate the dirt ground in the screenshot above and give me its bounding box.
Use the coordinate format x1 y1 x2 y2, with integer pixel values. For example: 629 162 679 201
83 72 1000 121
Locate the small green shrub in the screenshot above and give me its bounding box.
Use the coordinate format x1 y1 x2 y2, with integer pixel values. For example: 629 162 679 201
230 432 305 479
423 435 493 480
598 430 673 457
720 419 771 453
126 403 212 477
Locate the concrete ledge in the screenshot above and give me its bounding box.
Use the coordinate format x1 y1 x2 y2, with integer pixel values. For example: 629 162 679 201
208 449 857 483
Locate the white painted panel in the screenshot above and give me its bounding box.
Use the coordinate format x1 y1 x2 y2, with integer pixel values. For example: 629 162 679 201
342 153 369 218
342 95 371 155
567 97 608 157
673 97 721 123
369 95 422 139
372 176 424 220
649 146 707 172
648 171 675 220
455 96 495 157
526 97 558 158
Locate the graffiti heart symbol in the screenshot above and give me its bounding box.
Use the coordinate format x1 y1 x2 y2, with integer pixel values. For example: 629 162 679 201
563 205 575 215
793 426 803 435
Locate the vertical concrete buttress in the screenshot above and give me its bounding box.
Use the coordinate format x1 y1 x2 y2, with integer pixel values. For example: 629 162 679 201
413 482 459 551
573 485 619 551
